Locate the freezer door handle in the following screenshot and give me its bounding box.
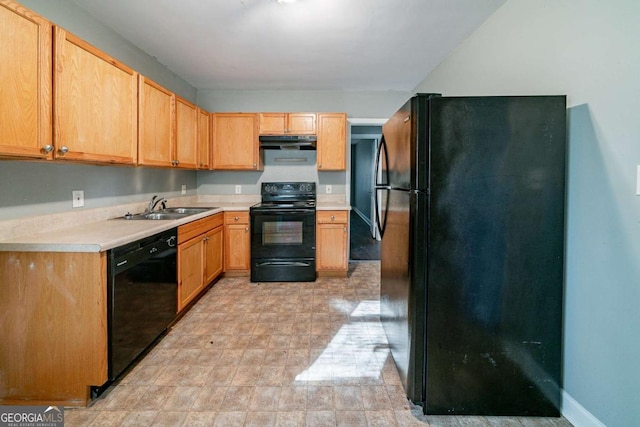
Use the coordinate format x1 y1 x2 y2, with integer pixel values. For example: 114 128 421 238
374 136 391 237
374 135 389 187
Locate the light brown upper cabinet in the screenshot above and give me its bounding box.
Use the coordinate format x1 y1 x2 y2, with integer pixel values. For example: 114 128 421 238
54 27 138 164
259 113 316 135
211 113 262 170
197 108 210 170
317 113 347 170
174 96 198 169
138 76 175 167
0 1 52 160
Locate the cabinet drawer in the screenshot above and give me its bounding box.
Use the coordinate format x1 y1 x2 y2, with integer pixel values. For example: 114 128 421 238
317 211 348 224
224 211 249 225
178 213 223 244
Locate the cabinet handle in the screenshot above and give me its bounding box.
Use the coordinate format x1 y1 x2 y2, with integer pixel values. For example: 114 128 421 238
234 216 239 221
344 227 347 232
58 146 69 155
245 227 249 232
203 236 209 241
318 164 322 168
253 163 257 168
330 215 335 221
41 144 53 154
175 159 180 166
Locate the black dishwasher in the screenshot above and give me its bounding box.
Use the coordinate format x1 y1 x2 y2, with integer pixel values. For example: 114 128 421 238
107 228 178 380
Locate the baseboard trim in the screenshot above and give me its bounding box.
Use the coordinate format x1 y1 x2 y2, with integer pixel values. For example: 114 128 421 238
352 207 372 227
562 390 607 427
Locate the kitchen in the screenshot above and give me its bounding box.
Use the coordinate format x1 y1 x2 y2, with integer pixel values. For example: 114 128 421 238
1 1 638 427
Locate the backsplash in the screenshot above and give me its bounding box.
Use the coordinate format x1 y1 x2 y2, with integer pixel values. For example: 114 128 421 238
196 150 347 196
0 161 197 222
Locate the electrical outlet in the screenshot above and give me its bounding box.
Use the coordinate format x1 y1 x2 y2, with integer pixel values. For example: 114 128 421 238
235 185 242 194
326 185 332 194
72 190 84 208
181 184 187 195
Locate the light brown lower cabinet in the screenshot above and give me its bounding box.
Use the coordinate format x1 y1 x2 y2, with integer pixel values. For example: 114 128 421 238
0 251 107 406
316 210 349 276
224 211 250 274
177 213 223 312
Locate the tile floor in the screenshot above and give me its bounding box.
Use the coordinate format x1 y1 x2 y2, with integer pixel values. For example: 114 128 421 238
65 262 572 427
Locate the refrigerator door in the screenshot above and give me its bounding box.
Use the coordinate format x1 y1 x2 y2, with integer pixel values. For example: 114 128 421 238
379 189 413 397
380 188 428 405
381 99 412 190
424 96 566 415
380 93 442 192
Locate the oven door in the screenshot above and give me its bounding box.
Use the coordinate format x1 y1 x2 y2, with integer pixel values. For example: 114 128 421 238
251 208 316 260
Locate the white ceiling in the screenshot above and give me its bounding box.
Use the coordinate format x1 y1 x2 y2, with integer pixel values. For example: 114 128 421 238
69 0 505 91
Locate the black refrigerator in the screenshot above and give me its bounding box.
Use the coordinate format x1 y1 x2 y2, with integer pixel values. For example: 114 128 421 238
376 93 566 416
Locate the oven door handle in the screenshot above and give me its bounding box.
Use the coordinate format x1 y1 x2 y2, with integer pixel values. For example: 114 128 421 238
255 261 313 267
251 209 315 215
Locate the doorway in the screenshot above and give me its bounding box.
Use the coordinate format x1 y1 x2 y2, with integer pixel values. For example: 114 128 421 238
348 122 383 260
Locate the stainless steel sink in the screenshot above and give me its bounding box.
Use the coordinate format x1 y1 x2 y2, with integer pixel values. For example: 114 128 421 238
120 207 218 220
162 207 216 214
124 212 190 220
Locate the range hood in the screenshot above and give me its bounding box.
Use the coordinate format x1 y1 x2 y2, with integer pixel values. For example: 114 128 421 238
259 135 317 150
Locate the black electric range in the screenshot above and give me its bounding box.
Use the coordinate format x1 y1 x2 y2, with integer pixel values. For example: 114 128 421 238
249 182 316 282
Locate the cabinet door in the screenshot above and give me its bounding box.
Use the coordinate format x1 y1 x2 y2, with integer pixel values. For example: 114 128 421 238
224 223 250 271
54 27 137 164
317 223 348 271
0 251 107 406
211 113 260 170
259 113 316 135
288 113 316 134
317 113 347 170
175 96 198 169
138 76 175 167
0 1 52 160
317 218 348 272
259 113 286 135
197 108 210 169
178 236 204 312
204 226 224 284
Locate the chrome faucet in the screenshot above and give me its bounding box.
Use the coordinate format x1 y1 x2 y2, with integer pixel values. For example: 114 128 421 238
147 195 167 213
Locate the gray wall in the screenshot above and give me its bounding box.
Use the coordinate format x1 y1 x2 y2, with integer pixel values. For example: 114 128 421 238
0 161 196 221
0 0 199 223
351 140 376 221
414 1 640 425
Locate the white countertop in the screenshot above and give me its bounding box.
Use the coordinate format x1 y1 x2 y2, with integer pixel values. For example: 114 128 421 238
0 199 350 253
